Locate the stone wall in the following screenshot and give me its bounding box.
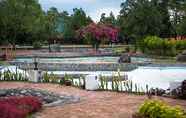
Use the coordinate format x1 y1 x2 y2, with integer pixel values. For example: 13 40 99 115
10 62 138 71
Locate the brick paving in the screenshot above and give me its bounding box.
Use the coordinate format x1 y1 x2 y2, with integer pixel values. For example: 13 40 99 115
0 82 186 118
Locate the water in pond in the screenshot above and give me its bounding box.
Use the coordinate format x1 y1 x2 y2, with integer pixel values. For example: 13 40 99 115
50 66 186 90
127 66 186 90
13 56 152 63
1 66 186 90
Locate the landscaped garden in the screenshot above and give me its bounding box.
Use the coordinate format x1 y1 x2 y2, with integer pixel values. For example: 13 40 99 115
0 0 186 118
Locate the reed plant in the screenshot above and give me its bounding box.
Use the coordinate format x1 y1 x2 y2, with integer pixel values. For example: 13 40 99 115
42 72 59 83
98 71 149 94
0 68 28 81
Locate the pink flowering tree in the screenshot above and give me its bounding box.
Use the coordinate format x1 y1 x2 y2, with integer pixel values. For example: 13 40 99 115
77 23 119 50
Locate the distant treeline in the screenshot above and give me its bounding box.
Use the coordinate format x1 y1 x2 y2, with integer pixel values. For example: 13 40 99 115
0 0 186 46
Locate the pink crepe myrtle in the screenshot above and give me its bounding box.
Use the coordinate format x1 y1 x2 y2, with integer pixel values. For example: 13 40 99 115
77 23 119 43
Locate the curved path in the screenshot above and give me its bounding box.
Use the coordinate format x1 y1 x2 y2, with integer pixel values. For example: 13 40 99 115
0 82 186 118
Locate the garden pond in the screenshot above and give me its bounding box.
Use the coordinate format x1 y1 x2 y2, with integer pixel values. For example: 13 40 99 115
13 56 152 63
0 66 186 91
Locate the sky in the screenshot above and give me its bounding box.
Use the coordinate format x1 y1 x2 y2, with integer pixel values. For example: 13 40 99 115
39 0 124 22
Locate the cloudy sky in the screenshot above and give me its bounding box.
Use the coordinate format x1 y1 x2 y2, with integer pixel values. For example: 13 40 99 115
39 0 124 22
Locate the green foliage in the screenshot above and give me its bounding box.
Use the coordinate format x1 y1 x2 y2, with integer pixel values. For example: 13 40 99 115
0 0 46 45
42 72 59 83
62 8 92 42
99 71 145 94
0 0 186 46
141 36 176 56
45 7 59 38
142 36 186 56
119 0 167 41
138 100 186 118
64 74 73 82
42 72 85 88
143 36 164 50
118 0 186 44
32 41 42 49
99 12 117 26
84 33 101 50
0 68 27 81
42 72 50 83
99 76 109 90
175 40 186 51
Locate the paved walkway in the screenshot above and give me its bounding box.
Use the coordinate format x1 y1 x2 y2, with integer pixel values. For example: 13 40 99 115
0 82 186 118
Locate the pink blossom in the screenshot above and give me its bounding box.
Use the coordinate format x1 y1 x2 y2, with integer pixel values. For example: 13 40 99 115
77 23 119 42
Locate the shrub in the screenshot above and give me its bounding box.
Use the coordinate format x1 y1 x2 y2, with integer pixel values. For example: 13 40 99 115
32 41 42 49
137 100 186 118
174 40 186 51
142 36 176 56
42 72 59 83
0 96 42 118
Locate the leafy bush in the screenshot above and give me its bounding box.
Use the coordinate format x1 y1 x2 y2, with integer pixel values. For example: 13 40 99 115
137 100 186 118
174 40 186 51
141 36 176 56
32 41 42 49
0 96 42 118
42 72 59 83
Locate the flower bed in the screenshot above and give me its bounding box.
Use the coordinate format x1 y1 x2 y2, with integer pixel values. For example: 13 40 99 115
0 88 80 107
0 96 42 118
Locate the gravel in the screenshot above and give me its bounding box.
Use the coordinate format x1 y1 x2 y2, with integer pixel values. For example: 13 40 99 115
0 88 80 107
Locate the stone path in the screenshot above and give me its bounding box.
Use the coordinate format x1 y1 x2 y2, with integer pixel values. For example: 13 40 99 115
0 82 186 118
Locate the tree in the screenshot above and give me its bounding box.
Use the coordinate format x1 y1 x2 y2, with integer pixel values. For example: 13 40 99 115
118 0 178 47
170 0 186 38
0 0 45 46
99 12 117 26
152 0 173 38
100 13 106 24
77 23 119 50
169 0 185 38
71 8 92 30
45 7 59 51
62 12 75 41
62 8 92 43
121 0 162 39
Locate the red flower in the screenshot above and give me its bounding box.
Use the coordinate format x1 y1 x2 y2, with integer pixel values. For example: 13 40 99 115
77 23 119 42
0 96 42 118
